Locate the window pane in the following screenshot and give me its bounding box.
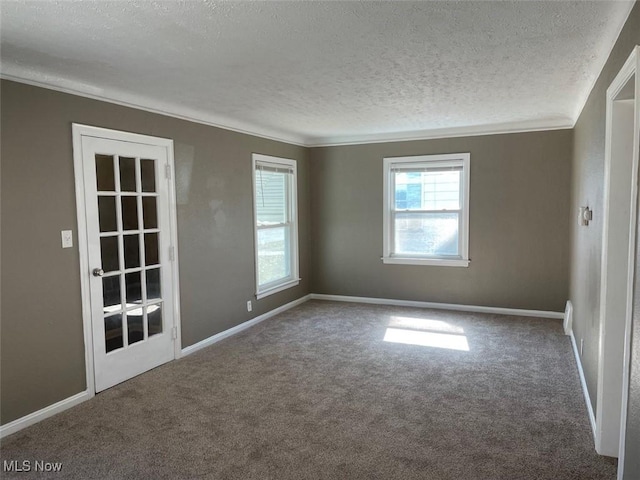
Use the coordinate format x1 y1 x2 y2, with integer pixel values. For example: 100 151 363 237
394 212 459 256
255 170 287 225
394 170 460 211
257 226 290 286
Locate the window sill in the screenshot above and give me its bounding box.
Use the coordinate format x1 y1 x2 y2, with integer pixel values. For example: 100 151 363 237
256 278 301 299
381 257 470 267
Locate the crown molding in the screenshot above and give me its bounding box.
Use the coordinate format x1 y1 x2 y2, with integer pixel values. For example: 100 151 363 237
0 69 308 147
3 67 573 148
305 120 573 148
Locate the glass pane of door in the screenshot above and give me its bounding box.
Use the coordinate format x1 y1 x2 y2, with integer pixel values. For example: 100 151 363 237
142 197 158 229
96 155 116 191
148 304 163 336
102 276 121 314
94 152 165 352
105 314 124 353
121 197 139 231
127 308 144 345
119 157 137 192
98 197 117 232
141 159 156 192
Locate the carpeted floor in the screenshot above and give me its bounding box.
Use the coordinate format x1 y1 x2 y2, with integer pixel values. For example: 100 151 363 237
0 300 616 479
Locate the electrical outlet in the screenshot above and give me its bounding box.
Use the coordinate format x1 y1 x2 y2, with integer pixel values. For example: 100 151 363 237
580 338 584 356
247 300 252 312
61 230 73 248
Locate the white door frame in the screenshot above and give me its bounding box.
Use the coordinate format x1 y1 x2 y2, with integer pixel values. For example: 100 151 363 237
72 124 183 396
597 46 639 474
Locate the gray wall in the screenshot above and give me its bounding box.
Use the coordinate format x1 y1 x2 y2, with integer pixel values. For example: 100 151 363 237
569 0 639 421
568 2 640 477
0 80 311 425
309 130 572 312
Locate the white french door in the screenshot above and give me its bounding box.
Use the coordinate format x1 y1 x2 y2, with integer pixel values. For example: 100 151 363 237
74 125 179 392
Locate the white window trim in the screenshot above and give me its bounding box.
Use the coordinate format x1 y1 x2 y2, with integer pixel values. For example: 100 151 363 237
252 153 300 299
382 153 470 267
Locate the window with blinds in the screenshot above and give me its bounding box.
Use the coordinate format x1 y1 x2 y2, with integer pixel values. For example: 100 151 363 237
252 154 299 298
382 154 470 267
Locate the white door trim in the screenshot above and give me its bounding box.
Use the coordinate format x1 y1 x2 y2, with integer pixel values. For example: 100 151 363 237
616 46 639 480
597 46 639 476
72 124 182 397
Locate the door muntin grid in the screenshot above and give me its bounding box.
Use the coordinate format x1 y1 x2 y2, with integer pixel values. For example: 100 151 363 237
96 154 164 353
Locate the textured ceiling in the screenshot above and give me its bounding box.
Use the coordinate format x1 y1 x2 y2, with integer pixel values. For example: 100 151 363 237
0 1 635 146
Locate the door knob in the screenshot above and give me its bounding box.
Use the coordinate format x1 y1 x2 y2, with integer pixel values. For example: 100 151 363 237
93 268 104 277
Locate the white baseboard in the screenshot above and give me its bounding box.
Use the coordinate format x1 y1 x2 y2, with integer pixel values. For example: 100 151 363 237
181 294 312 357
309 294 565 319
569 330 597 437
0 390 93 439
564 300 574 335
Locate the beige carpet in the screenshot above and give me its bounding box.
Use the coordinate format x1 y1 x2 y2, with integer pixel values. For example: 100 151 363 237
0 300 615 479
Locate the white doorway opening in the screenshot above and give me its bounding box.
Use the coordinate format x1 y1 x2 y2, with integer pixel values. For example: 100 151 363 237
597 46 638 475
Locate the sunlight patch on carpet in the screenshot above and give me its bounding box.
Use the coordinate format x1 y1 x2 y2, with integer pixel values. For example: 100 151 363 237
383 327 470 351
388 316 465 334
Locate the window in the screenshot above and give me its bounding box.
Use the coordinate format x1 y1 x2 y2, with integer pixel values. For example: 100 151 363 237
382 153 470 267
252 154 299 298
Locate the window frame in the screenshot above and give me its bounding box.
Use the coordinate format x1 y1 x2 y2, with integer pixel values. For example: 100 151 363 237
382 153 470 267
252 153 300 299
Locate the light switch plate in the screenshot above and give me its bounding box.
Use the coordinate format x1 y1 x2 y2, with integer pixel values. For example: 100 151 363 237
61 230 73 248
